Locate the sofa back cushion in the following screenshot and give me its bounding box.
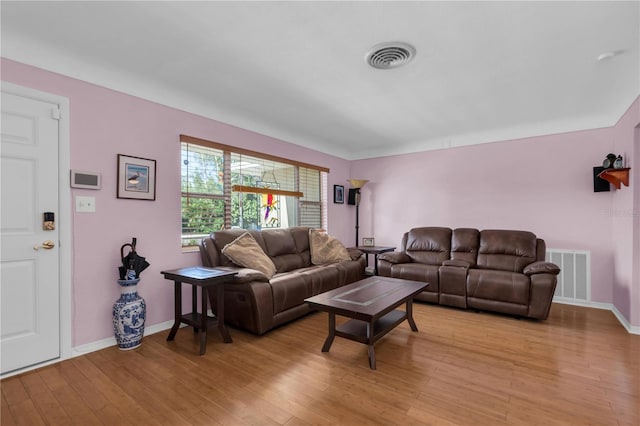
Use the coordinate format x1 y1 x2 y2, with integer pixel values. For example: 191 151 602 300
477 230 537 273
536 238 546 262
262 228 310 273
290 226 312 265
405 227 452 265
450 228 480 265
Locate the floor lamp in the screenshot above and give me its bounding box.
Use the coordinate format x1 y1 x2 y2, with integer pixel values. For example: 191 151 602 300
347 179 369 247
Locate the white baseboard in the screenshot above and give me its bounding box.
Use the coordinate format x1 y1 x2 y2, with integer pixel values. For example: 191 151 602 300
1 320 179 379
552 297 613 310
553 298 640 335
71 319 178 357
611 305 640 335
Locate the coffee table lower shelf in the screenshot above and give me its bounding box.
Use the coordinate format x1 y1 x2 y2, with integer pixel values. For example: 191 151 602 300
322 308 415 370
335 310 407 345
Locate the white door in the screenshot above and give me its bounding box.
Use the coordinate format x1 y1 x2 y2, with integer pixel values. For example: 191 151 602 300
1 91 60 374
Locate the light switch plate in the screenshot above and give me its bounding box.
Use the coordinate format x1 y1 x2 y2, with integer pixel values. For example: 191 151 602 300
76 196 96 213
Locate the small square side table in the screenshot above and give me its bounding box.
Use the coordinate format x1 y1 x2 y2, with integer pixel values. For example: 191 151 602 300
161 267 237 355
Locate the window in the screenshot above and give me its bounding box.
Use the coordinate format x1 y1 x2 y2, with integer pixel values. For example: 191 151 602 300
180 135 328 249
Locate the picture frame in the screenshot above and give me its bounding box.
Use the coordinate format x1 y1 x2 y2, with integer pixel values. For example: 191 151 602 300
333 184 344 204
362 237 375 247
117 154 156 200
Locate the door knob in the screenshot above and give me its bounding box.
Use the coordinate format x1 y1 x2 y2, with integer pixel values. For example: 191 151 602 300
34 240 55 250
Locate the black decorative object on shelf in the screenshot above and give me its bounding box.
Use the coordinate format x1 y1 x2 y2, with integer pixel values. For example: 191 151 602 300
593 166 610 192
602 153 617 168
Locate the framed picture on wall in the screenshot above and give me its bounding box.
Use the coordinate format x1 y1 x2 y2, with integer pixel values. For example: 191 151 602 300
117 154 156 200
334 185 344 204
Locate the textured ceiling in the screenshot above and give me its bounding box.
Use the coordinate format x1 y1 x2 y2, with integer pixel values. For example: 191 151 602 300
2 1 638 159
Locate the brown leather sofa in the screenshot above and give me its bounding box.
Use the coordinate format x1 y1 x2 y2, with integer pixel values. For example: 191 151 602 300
200 227 365 334
377 227 560 320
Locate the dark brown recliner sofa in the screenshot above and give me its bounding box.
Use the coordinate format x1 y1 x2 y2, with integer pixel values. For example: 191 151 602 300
377 227 560 320
200 227 366 334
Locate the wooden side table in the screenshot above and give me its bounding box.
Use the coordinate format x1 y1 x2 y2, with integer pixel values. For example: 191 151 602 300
160 267 237 355
350 246 396 275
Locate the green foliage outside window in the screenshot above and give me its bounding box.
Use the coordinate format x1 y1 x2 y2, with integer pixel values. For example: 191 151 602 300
181 141 323 248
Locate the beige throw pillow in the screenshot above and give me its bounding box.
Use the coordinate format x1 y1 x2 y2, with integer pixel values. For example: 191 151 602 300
221 232 276 279
309 229 351 265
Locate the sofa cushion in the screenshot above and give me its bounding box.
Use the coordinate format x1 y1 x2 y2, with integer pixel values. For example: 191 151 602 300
328 260 365 287
389 263 439 293
405 227 452 265
296 264 342 295
451 228 479 265
221 232 277 279
467 269 530 305
262 229 297 257
262 228 310 273
290 226 311 252
269 272 312 314
477 230 537 273
309 229 350 265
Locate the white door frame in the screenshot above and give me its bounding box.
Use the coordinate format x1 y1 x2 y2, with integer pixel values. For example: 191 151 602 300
1 81 72 377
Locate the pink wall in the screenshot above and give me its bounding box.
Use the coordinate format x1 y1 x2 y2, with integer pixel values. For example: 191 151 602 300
1 58 355 346
611 98 640 325
3 57 638 346
351 127 621 305
635 126 640 327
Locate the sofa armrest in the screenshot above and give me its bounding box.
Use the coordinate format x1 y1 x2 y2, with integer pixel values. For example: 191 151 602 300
200 237 219 267
203 265 270 283
378 251 411 264
524 261 560 276
347 248 364 261
528 273 558 319
442 259 473 268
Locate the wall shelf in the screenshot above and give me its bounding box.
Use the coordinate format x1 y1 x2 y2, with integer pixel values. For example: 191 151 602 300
597 168 631 189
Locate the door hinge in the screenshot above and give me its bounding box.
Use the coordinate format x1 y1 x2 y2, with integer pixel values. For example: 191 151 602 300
51 108 61 120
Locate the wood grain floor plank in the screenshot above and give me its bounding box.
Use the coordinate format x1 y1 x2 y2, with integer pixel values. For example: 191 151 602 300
0 392 17 426
1 303 638 425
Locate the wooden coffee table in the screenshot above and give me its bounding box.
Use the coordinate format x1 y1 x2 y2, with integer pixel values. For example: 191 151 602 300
305 276 429 370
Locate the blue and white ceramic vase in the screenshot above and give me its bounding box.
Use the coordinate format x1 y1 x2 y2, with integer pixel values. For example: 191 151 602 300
113 277 146 350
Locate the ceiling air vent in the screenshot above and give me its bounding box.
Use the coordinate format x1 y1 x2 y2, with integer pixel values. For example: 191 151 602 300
366 42 416 69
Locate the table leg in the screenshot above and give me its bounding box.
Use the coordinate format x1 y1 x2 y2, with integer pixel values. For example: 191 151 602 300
407 300 418 332
373 254 379 276
199 286 208 355
192 285 199 333
167 281 182 341
322 312 336 352
367 321 376 370
217 283 232 343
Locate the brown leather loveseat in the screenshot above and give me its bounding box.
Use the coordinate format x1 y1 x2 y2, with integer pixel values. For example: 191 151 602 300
200 227 365 334
378 227 560 320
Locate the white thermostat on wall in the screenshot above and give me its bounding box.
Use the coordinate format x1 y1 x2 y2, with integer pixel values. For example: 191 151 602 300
70 170 101 190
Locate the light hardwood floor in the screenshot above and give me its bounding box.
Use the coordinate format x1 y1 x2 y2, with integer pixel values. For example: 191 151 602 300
2 303 639 425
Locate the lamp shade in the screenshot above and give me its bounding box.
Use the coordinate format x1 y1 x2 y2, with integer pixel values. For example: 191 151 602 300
347 179 369 189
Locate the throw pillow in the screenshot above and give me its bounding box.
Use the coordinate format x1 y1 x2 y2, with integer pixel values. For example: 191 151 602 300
309 228 351 265
221 232 277 279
